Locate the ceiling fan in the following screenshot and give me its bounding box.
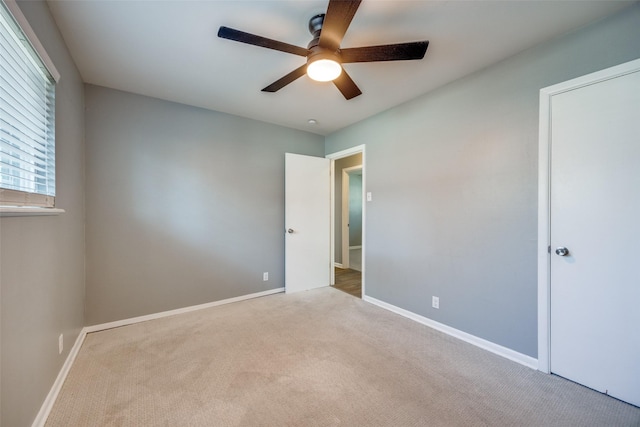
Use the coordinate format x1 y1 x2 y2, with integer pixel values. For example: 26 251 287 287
218 0 429 100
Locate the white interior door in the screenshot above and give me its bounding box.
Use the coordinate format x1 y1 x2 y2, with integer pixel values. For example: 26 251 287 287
285 153 330 294
550 68 640 406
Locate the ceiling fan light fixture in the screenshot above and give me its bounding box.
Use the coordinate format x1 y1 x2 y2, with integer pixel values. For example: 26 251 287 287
218 0 429 99
307 58 342 82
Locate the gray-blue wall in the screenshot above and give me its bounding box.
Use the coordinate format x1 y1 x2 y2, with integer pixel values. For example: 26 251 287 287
325 4 640 358
0 1 85 426
84 85 325 325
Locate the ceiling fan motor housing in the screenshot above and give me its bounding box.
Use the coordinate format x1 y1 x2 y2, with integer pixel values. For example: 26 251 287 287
307 14 342 66
308 45 341 63
307 13 325 47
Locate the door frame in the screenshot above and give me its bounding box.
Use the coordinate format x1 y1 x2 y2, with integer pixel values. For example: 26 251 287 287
537 58 640 373
341 165 363 270
326 145 366 295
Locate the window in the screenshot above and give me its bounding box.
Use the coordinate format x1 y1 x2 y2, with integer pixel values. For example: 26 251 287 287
0 0 59 208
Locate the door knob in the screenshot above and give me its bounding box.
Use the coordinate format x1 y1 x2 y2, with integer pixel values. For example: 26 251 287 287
287 228 294 234
555 247 569 257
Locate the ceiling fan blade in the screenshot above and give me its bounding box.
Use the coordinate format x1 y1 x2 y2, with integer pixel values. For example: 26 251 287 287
333 69 362 100
218 26 309 57
341 41 429 63
319 0 362 51
262 64 308 93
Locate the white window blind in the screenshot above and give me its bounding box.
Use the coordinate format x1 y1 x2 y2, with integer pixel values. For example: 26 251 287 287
0 0 56 207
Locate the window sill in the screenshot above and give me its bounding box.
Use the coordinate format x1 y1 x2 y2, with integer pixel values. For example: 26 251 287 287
0 206 65 217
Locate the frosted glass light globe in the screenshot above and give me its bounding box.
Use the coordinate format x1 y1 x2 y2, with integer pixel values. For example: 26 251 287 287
307 59 342 82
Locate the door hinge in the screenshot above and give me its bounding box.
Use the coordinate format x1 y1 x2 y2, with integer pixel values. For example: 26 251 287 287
548 245 551 254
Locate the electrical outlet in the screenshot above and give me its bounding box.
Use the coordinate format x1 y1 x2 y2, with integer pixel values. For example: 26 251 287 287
432 296 440 309
263 272 268 281
58 334 64 354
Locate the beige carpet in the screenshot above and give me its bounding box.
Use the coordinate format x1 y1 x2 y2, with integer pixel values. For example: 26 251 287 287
46 288 640 426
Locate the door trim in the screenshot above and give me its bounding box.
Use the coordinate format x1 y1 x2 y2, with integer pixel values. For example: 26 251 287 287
537 58 640 373
326 145 366 296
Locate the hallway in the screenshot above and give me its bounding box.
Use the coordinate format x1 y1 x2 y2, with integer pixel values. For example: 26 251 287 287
333 267 361 298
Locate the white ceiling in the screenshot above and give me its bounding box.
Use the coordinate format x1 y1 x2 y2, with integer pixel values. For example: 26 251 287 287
46 0 633 135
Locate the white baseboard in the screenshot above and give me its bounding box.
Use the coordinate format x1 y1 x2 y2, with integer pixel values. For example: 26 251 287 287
34 288 535 426
349 245 362 250
363 295 538 370
85 287 284 333
32 328 87 427
33 287 285 426
334 263 344 269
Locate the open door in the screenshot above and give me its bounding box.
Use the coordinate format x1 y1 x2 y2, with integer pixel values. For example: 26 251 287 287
285 153 331 293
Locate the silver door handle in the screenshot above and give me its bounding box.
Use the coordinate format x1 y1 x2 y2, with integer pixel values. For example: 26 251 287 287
287 228 294 234
555 247 569 256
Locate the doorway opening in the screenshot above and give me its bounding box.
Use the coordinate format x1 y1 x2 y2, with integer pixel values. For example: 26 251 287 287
327 146 365 299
